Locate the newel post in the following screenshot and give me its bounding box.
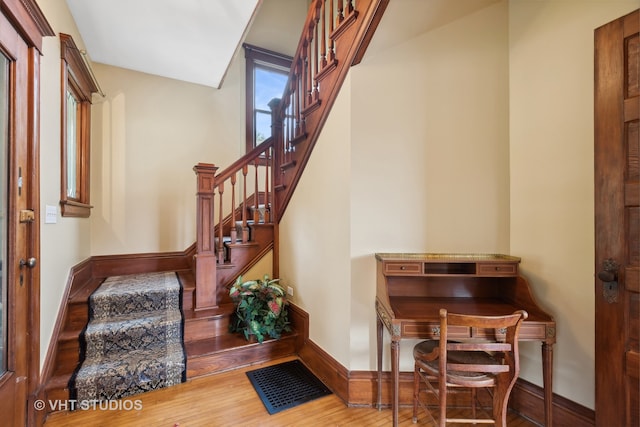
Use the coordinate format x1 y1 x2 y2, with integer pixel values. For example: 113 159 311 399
193 163 219 310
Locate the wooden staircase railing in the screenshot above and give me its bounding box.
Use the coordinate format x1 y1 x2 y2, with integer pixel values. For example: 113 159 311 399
193 0 389 311
193 139 275 310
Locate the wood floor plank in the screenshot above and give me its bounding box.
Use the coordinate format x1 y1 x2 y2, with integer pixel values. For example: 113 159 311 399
43 356 538 426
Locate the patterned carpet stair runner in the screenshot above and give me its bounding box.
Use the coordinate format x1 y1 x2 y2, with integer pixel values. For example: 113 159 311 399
71 271 186 402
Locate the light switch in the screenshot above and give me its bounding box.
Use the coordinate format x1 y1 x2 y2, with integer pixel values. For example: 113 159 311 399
45 205 57 224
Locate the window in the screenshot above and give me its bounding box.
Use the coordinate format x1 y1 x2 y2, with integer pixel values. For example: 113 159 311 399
59 33 98 217
244 44 291 152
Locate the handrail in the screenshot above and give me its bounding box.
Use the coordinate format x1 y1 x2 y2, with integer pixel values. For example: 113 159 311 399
192 0 388 310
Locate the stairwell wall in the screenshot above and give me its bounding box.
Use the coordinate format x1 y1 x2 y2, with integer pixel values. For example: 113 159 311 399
36 0 306 373
279 3 510 370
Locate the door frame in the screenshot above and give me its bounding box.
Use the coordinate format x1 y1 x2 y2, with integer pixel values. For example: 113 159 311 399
0 0 52 425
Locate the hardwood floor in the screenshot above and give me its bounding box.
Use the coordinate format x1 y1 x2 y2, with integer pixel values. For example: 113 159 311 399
43 356 539 426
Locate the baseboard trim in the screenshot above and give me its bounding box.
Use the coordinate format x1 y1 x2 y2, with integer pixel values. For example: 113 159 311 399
298 335 595 426
510 377 595 426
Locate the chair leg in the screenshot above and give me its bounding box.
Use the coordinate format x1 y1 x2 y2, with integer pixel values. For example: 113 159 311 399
493 378 511 427
471 388 477 420
439 375 447 427
413 365 420 423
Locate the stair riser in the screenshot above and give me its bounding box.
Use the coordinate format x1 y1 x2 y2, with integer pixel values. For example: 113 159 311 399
74 358 185 401
185 316 230 342
65 302 88 331
53 339 80 376
46 386 70 406
186 335 296 378
182 288 194 311
84 319 183 356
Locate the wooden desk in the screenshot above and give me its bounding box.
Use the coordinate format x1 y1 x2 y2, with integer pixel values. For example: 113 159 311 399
375 253 556 427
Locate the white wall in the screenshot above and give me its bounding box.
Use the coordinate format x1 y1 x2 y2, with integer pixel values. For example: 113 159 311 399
509 0 639 410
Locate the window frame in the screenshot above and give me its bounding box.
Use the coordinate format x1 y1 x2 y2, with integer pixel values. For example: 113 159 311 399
59 33 97 217
243 43 292 153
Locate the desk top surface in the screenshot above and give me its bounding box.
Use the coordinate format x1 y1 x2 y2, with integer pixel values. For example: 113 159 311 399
375 253 521 262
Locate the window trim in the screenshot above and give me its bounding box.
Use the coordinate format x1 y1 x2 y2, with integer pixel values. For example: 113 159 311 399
59 33 97 217
243 43 292 153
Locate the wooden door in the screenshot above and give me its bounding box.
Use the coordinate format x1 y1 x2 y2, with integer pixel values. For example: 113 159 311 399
0 10 37 427
594 9 640 427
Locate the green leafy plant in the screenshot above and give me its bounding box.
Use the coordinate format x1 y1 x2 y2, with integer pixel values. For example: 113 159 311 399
229 275 291 343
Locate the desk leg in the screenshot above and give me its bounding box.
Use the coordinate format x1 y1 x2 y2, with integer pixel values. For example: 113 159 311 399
391 339 399 427
542 342 553 426
376 316 383 410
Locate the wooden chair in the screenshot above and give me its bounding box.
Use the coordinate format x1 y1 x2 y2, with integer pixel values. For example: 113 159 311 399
412 309 528 426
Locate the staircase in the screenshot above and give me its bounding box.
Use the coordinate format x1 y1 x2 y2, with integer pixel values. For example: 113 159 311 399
182 0 389 377
39 0 389 418
71 272 186 401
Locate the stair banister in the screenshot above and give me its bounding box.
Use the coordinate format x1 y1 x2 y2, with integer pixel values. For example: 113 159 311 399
192 0 389 310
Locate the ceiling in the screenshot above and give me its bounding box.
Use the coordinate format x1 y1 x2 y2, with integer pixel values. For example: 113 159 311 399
65 0 261 88
65 0 500 90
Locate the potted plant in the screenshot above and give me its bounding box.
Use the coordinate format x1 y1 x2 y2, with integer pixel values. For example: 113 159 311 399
229 274 291 343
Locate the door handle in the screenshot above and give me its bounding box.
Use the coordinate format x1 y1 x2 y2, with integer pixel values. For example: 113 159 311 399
19 257 37 269
598 258 619 303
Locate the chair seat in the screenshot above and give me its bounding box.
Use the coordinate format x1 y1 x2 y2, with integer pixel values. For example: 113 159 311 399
413 340 501 384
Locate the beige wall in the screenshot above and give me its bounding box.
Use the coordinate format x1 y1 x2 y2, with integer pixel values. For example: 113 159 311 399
509 0 638 410
280 74 353 362
281 0 638 411
89 63 242 255
35 0 305 371
280 2 511 370
34 0 639 411
37 0 93 370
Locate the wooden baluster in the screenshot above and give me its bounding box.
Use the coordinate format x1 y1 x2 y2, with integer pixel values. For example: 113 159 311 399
230 173 237 243
305 40 312 106
337 0 344 24
242 165 249 243
295 62 302 135
217 182 225 264
346 0 354 16
320 0 327 69
329 0 336 62
264 147 270 222
253 159 260 223
313 4 320 100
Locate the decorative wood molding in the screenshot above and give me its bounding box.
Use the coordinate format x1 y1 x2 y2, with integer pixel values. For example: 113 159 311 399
0 0 53 51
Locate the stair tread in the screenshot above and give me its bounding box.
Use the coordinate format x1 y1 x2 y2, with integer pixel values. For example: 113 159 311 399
176 270 195 290
69 278 105 303
87 307 182 328
185 331 297 359
78 341 185 371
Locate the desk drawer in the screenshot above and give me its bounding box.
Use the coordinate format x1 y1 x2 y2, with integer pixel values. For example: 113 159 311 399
403 322 470 339
384 262 422 276
477 262 518 276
